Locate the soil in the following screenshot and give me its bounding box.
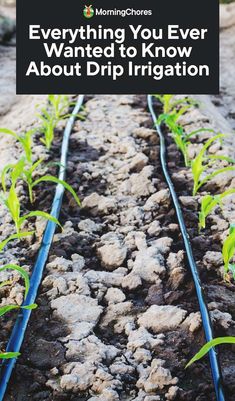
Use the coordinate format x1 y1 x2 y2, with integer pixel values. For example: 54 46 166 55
0 94 233 401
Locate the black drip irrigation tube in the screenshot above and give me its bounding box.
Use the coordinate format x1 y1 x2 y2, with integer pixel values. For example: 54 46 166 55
147 95 225 401
0 94 84 401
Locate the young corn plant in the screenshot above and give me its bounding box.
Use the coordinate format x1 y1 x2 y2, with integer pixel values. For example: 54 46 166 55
38 95 84 150
1 158 80 206
0 264 37 360
1 178 61 234
222 224 235 279
154 94 197 114
191 134 235 196
48 95 70 120
157 108 191 166
38 95 70 150
37 110 57 151
0 128 35 164
155 95 200 167
2 157 44 204
199 189 235 230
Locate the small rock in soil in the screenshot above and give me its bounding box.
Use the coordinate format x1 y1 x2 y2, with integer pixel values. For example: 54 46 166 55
138 305 187 333
104 287 126 304
97 233 127 270
137 359 178 392
122 245 165 290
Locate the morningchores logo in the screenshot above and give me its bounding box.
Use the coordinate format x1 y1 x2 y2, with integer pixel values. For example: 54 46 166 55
83 5 95 19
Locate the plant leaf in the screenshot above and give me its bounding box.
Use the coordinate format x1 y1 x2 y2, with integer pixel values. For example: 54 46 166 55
222 227 235 271
32 175 80 206
207 155 235 163
0 303 37 317
0 280 13 288
5 184 21 232
19 211 62 230
0 264 30 298
0 128 19 139
186 337 235 368
0 231 34 252
185 128 215 139
22 303 37 310
0 352 21 359
198 167 235 192
0 304 20 317
1 163 14 193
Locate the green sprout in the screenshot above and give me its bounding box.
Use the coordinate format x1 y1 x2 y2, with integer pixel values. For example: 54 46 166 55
1 158 80 206
155 95 199 167
154 94 197 114
222 224 235 278
158 108 191 166
0 128 35 164
38 110 57 150
38 95 70 150
38 95 85 150
47 95 70 120
191 134 235 196
1 178 61 233
0 264 37 360
199 189 235 230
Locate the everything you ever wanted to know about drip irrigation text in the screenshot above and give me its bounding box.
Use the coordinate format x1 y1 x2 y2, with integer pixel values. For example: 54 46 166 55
26 24 210 81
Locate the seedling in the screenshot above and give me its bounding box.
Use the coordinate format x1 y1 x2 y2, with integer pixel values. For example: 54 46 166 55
38 95 85 150
38 110 56 150
2 157 44 203
2 158 80 206
155 95 199 167
1 178 61 233
158 110 191 166
154 94 197 114
0 128 35 164
186 337 235 368
191 134 235 195
38 95 70 150
222 224 235 278
199 189 235 230
0 265 37 360
48 95 70 120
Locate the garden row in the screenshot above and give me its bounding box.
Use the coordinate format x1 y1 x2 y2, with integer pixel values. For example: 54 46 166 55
155 94 235 364
0 95 81 360
6 94 234 401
